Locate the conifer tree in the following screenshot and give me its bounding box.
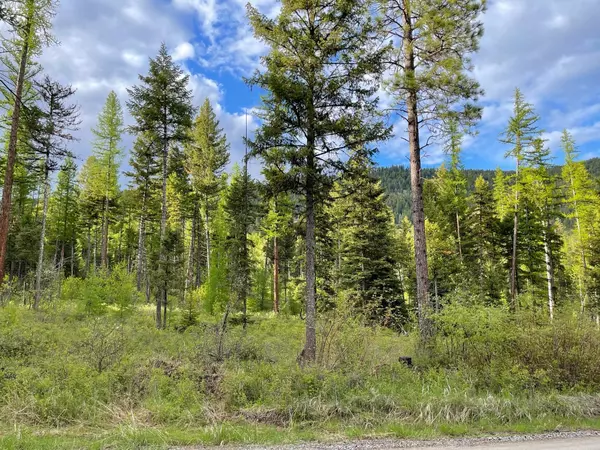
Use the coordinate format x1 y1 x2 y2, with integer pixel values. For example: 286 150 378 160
48 157 79 278
500 88 541 310
247 0 389 362
127 43 194 328
381 0 485 339
92 91 124 269
332 154 407 329
126 132 161 295
0 0 58 285
465 176 502 303
224 164 261 325
185 99 230 280
26 77 79 308
78 156 104 276
561 130 598 312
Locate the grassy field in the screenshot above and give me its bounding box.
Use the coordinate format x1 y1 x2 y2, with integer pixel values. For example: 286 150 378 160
1 300 600 449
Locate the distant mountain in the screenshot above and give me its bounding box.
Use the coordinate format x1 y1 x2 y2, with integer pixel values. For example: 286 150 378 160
374 157 600 222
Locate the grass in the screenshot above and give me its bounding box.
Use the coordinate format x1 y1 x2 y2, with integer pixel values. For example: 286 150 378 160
2 417 600 449
1 296 600 449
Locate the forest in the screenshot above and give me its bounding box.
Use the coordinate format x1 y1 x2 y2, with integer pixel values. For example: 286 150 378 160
0 0 600 448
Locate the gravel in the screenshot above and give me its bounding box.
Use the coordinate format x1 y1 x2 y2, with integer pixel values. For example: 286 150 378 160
172 430 600 450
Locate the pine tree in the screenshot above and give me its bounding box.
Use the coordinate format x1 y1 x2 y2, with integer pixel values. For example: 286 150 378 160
520 138 562 319
48 157 79 279
381 0 485 340
224 164 261 325
561 130 598 312
500 88 541 310
78 156 104 276
247 0 390 362
92 91 124 269
465 176 502 303
126 132 161 296
332 154 407 329
185 99 230 281
127 43 194 329
25 77 79 308
0 0 58 285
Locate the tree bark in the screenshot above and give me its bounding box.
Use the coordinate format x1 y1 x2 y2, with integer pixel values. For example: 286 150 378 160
403 1 431 341
456 211 463 262
304 175 317 362
543 225 555 322
273 235 280 314
510 158 520 311
70 240 74 277
157 136 168 329
85 228 91 277
570 181 588 313
0 19 31 286
34 163 50 310
204 200 211 279
184 205 197 301
101 188 110 268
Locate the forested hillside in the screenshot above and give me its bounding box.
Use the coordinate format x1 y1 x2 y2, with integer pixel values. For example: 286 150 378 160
0 0 600 447
376 157 600 221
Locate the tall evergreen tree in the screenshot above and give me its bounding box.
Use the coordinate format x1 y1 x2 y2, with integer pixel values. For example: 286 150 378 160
127 43 194 329
247 0 389 362
0 0 57 285
25 77 79 308
185 99 230 280
48 157 79 278
224 164 261 326
332 154 407 329
561 130 598 312
92 91 124 269
500 88 541 310
465 176 502 303
126 132 161 296
380 0 485 340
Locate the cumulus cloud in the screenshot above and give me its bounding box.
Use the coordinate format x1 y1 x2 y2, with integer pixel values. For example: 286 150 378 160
172 42 196 61
471 0 600 165
37 0 259 179
34 0 600 177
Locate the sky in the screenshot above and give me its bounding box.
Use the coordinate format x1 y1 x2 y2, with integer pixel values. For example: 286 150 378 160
36 0 600 175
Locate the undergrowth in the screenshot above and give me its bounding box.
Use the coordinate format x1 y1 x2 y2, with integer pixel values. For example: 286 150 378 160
0 295 599 447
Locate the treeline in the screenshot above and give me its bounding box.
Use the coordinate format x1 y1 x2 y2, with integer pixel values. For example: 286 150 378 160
2 0 600 369
375 158 600 221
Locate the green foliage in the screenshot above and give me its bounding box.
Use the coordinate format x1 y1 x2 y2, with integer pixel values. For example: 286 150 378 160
60 264 140 316
0 300 600 444
331 154 407 329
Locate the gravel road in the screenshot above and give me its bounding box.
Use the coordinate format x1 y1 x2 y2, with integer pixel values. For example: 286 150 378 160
176 431 600 450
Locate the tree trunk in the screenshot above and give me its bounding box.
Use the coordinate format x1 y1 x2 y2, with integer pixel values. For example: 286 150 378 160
304 180 317 362
184 206 197 301
456 211 463 262
157 138 168 329
85 229 91 277
70 240 74 277
510 159 520 311
101 193 110 268
93 227 98 273
571 183 588 313
403 3 431 341
196 215 203 287
204 201 211 279
34 165 50 310
0 19 31 286
543 224 555 321
273 235 280 314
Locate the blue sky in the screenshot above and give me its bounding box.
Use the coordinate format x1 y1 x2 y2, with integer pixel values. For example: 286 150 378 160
38 0 600 175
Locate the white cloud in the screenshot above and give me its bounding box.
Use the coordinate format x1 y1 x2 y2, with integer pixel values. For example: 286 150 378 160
172 42 195 61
